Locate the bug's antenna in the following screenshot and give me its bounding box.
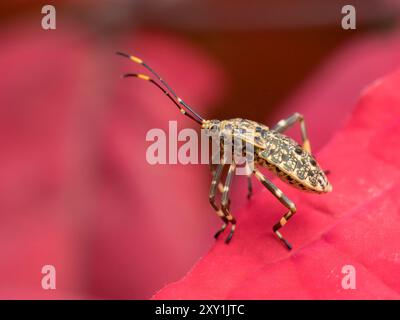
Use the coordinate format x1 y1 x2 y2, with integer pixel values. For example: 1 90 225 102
122 73 203 124
116 51 204 123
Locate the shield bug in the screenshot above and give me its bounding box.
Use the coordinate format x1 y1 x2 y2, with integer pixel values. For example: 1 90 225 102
117 51 332 250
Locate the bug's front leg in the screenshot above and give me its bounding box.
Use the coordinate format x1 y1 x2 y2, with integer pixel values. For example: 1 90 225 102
247 176 253 199
221 163 237 244
245 163 253 200
209 163 229 238
272 112 312 154
210 154 225 194
253 168 297 250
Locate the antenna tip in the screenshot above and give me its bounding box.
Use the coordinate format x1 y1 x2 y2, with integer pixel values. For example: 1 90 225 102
116 51 143 64
116 51 130 58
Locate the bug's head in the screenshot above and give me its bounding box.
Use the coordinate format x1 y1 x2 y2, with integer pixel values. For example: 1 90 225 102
202 119 221 136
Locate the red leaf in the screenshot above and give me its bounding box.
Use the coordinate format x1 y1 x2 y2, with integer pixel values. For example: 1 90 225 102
153 70 400 299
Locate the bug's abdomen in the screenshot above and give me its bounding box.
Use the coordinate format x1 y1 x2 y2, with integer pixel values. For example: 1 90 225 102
257 132 329 193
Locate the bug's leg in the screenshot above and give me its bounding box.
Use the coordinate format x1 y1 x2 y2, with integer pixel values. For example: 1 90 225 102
210 153 225 193
272 112 312 154
209 164 229 238
253 168 297 250
245 164 253 200
221 163 237 244
247 176 253 199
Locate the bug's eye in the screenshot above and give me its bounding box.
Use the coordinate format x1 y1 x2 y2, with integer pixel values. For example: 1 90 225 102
295 146 303 155
310 159 317 166
210 125 218 133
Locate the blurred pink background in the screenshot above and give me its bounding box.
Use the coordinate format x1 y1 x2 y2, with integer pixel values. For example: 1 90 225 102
0 0 399 299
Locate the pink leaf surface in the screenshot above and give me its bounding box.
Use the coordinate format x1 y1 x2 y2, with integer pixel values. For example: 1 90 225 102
153 69 400 299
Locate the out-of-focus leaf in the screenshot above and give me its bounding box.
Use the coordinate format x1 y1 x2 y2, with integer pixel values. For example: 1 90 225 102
0 22 226 298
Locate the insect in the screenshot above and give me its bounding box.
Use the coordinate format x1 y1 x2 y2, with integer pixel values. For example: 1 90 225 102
117 51 332 250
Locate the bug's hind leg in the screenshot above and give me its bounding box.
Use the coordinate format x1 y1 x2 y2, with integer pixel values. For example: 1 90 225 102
221 163 237 243
253 168 297 250
209 164 229 238
272 112 312 154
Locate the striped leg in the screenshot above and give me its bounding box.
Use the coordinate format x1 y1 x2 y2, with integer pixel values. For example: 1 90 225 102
247 176 253 199
210 152 225 193
246 163 253 199
221 163 237 243
253 168 297 250
272 112 312 154
209 164 229 237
